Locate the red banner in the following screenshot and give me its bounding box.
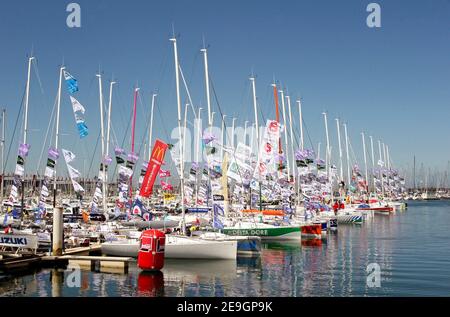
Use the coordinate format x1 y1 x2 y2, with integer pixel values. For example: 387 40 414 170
139 139 168 197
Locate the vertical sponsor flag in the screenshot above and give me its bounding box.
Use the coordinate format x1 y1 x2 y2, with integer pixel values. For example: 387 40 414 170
69 96 89 138
64 70 79 94
140 139 168 198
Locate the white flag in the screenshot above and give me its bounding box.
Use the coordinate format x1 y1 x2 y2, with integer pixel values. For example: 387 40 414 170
62 149 76 163
69 96 85 114
67 164 82 179
72 180 85 193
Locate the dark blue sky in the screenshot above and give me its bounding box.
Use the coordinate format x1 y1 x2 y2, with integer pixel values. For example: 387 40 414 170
0 0 449 178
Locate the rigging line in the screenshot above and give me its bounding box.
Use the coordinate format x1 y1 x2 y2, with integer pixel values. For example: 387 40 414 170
111 103 133 182
87 129 101 179
155 41 171 94
32 58 46 96
208 75 249 185
4 86 26 176
179 64 198 119
301 116 316 154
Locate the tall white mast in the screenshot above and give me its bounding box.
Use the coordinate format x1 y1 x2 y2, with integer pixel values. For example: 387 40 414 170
369 135 375 193
244 121 249 146
106 81 116 160
105 80 116 206
195 108 203 165
195 108 202 205
322 112 330 179
250 77 259 147
183 103 189 173
96 74 107 213
171 37 185 233
23 56 35 145
335 118 344 182
250 76 260 210
53 66 65 207
297 99 304 151
280 89 290 180
231 117 237 149
201 47 212 128
221 115 226 159
382 142 388 197
148 93 157 159
378 140 384 197
361 132 369 194
286 95 295 185
343 123 351 188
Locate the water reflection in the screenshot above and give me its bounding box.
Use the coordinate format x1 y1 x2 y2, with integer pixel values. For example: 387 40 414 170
2 201 450 296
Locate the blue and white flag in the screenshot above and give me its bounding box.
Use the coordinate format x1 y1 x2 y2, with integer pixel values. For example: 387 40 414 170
213 203 225 216
70 96 89 138
64 70 79 94
213 203 224 229
213 217 224 230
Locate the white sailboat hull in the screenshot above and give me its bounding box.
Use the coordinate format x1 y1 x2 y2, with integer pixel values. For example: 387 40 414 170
101 235 237 260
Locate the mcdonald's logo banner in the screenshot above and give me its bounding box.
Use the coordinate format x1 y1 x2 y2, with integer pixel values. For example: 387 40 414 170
139 139 169 197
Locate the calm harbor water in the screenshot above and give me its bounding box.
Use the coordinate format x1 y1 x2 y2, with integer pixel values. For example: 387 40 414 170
1 200 450 297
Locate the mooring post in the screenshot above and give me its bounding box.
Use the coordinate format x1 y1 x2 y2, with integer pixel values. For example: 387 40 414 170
52 206 63 256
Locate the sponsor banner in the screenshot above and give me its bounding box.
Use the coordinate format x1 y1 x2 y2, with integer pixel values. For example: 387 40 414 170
140 139 168 197
0 234 38 250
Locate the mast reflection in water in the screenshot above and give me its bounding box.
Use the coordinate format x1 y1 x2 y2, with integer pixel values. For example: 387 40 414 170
1 201 450 296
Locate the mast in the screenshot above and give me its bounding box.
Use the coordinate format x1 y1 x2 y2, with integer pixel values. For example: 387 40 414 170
382 142 387 197
272 84 282 172
250 78 259 146
286 95 295 185
201 47 212 128
322 112 330 179
21 56 34 212
96 74 108 213
171 37 186 234
343 123 351 189
369 135 375 193
279 89 290 180
106 81 116 160
1 109 5 210
221 115 226 159
250 77 261 211
361 132 369 194
195 108 202 205
183 103 188 176
335 118 344 182
413 155 416 190
244 121 249 146
53 66 65 207
105 80 116 206
231 117 237 149
148 93 157 159
297 99 304 151
23 56 34 146
130 87 139 198
378 140 384 198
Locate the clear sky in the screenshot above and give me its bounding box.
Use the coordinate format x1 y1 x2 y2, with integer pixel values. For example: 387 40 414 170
0 0 449 181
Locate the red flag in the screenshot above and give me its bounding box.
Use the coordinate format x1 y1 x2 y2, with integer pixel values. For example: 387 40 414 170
139 139 168 197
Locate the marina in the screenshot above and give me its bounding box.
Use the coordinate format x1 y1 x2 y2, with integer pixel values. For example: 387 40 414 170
0 0 449 301
2 200 450 296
